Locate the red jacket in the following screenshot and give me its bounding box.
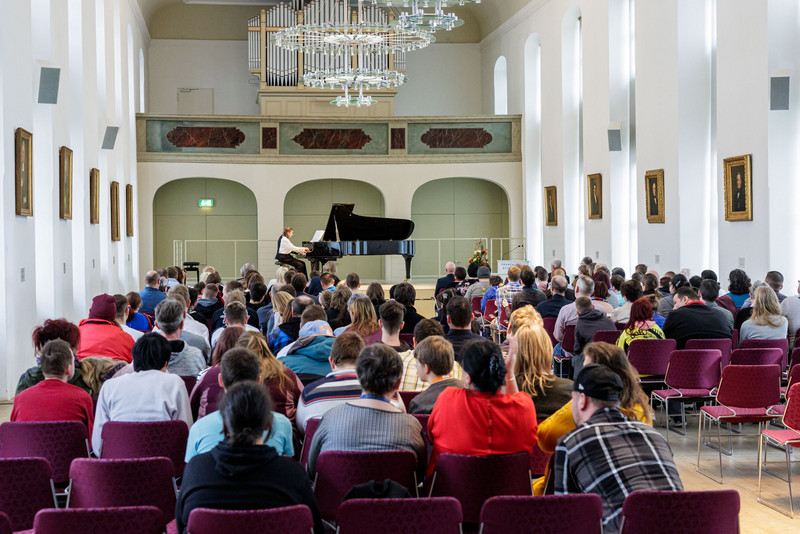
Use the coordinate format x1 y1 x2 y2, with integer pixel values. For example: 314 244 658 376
77 319 134 363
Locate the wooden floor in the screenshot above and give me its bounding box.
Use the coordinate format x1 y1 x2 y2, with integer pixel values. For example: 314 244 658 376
1 401 798 529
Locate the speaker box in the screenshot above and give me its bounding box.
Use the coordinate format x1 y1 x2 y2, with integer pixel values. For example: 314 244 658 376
101 126 119 150
608 121 622 152
770 70 790 111
37 66 61 104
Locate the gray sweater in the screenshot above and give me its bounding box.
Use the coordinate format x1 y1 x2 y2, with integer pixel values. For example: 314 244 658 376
739 317 788 343
167 340 206 378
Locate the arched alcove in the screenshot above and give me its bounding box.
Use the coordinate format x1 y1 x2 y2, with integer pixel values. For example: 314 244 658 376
494 56 508 115
153 178 257 279
411 178 509 277
284 179 386 280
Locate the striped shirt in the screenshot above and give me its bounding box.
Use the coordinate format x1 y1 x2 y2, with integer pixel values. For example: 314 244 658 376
295 369 362 432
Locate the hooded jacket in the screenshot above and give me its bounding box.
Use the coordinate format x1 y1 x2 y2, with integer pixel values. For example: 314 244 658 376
277 335 335 377
166 340 206 378
76 319 135 363
176 443 323 533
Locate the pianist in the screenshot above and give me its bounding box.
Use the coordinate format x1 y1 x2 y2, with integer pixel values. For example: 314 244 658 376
276 227 310 277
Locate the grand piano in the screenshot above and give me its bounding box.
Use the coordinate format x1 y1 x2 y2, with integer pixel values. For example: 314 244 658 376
301 203 416 280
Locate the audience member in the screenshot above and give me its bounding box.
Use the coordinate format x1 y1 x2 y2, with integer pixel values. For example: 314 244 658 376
699 279 734 330
379 300 412 352
591 281 615 315
271 295 316 352
610 280 642 324
77 293 135 362
717 268 751 312
139 270 167 314
733 280 768 331
480 275 504 313
663 286 731 349
741 270 788 308
125 291 152 332
325 285 352 330
616 298 665 351
435 262 456 297
112 295 142 343
394 283 425 334
345 272 365 299
465 266 492 304
267 290 295 338
212 284 259 330
609 274 625 307
157 294 210 362
536 275 570 318
572 297 616 377
193 282 223 320
496 266 524 306
554 276 604 348
512 266 546 309
782 279 800 350
408 336 462 414
740 286 789 343
398 319 463 391
340 296 382 345
278 312 336 385
656 273 689 318
366 282 386 317
155 299 206 377
190 327 245 420
454 266 471 295
212 300 260 348
444 296 484 362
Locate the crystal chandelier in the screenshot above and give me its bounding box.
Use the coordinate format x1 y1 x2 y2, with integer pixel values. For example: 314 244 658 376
394 0 464 32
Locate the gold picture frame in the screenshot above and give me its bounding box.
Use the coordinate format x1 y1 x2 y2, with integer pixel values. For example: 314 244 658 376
126 184 134 237
724 154 752 221
544 186 558 226
110 181 120 241
90 169 100 224
15 128 33 216
587 173 602 219
645 169 665 224
59 146 73 220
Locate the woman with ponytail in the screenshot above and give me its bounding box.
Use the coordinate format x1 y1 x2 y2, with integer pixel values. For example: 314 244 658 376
427 339 538 478
176 380 323 534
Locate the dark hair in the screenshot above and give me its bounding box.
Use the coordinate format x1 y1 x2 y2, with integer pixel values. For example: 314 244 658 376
32 319 80 352
592 271 611 290
167 266 179 279
535 266 548 282
290 273 308 294
727 269 750 294
113 294 128 320
250 281 267 303
413 336 454 376
206 272 222 285
283 269 296 284
366 282 385 304
620 280 642 303
379 300 405 334
279 284 297 297
701 269 718 282
225 280 244 294
593 281 609 299
766 271 784 292
132 333 171 372
300 304 327 326
291 295 314 318
612 267 626 278
356 343 403 396
393 283 416 307
689 275 702 289
670 274 689 291
203 283 219 298
211 326 245 366
330 332 365 366
582 342 652 425
220 347 261 387
414 318 445 343
699 279 720 301
224 301 249 326
454 266 467 281
446 296 472 328
461 340 506 394
634 263 648 274
126 292 143 319
220 381 273 447
675 286 698 301
40 339 74 376
489 275 503 287
624 298 653 331
520 266 535 288
188 287 199 306
346 273 360 289
631 272 643 283
575 296 593 315
610 274 624 291
320 273 334 287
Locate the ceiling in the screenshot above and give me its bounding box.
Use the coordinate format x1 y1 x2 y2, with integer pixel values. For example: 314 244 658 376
138 0 531 42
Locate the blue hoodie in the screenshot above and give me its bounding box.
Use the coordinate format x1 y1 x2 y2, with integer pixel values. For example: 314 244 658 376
278 336 335 377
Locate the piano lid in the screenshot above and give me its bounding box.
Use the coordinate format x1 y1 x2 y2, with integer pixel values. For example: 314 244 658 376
322 203 415 242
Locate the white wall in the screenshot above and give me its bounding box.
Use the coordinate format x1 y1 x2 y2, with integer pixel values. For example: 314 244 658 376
148 40 260 116
0 0 146 400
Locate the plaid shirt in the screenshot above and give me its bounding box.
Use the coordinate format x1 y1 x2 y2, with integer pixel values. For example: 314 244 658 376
495 281 523 304
554 407 683 533
398 349 464 392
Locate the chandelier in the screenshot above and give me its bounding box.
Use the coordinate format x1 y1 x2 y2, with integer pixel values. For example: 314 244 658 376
394 0 464 32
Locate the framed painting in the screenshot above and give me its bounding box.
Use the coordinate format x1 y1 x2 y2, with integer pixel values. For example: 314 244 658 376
15 128 33 216
126 184 134 237
110 181 120 242
724 154 752 221
59 146 73 220
544 186 557 226
587 173 602 220
645 169 665 223
90 168 100 224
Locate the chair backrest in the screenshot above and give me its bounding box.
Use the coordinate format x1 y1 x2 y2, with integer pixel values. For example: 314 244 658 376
398 390 421 409
412 413 432 457
429 452 532 524
480 494 603 534
186 505 314 534
528 445 552 478
729 347 784 368
484 300 498 323
471 297 483 318
399 333 415 346
627 339 677 376
716 364 781 408
314 450 418 520
337 497 462 534
685 338 733 368
619 490 740 534
782 383 800 433
731 328 739 349
497 304 509 328
790 347 800 371
561 324 576 353
100 420 189 477
787 365 800 394
0 512 10 534
615 322 627 330
299 417 321 468
592 330 620 345
664 350 722 390
0 421 89 484
739 338 788 367
542 317 558 347
0 458 56 531
33 506 164 534
68 457 176 528
180 376 197 396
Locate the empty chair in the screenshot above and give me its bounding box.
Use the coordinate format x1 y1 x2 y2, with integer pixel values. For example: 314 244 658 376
398 390 421 409
0 458 57 531
758 382 800 517
313 450 418 521
33 506 165 534
99 420 189 477
685 338 733 368
696 364 781 483
627 338 677 382
619 490 740 533
740 338 788 367
0 421 90 486
542 317 559 347
68 457 177 529
186 505 314 534
480 494 603 534
428 452 532 524
554 324 577 376
483 300 498 328
337 497 462 534
592 330 621 345
471 297 483 322
729 347 783 368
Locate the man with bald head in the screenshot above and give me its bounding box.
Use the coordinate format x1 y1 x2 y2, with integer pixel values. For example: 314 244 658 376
435 262 456 297
139 270 167 314
536 275 571 318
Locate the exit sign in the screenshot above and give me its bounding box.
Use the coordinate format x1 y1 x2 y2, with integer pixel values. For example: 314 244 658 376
198 199 214 208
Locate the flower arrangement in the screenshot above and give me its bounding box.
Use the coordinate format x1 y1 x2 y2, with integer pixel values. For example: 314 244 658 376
468 243 488 265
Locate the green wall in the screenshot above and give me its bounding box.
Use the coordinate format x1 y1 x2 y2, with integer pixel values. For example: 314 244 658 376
411 178 509 277
153 178 258 280
284 179 385 281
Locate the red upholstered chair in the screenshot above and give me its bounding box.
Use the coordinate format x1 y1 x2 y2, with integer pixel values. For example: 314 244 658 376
542 317 558 347
337 497 462 534
471 297 483 323
650 349 722 444
398 390 421 409
790 347 800 372
313 450 419 521
33 506 165 534
0 512 10 534
730 347 784 368
428 452 532 525
740 338 789 369
554 324 576 377
685 338 733 368
99 420 189 477
299 417 321 468
180 376 197 397
615 322 627 330
758 382 800 517
483 300 498 328
0 421 90 486
618 490 740 534
731 329 739 349
529 441 551 478
412 413 432 461
68 457 177 529
0 458 57 531
696 364 782 483
480 494 603 534
186 505 315 534
627 338 677 383
399 333 415 346
592 329 621 345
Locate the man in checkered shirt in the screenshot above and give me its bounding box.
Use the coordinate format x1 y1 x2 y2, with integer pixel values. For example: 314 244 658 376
554 364 683 533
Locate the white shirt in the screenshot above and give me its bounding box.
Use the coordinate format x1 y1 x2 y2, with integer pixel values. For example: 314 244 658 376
210 323 260 348
121 324 143 341
92 369 192 455
279 236 305 255
182 315 210 347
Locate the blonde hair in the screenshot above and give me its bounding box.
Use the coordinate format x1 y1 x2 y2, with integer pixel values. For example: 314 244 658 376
347 297 379 338
751 286 784 327
272 292 294 319
509 307 554 397
237 331 292 395
199 266 216 284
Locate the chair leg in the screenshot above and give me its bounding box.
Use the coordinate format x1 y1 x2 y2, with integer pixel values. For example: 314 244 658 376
758 433 798 518
696 413 724 484
787 443 795 518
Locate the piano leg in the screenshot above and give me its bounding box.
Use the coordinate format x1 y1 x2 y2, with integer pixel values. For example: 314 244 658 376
403 255 413 282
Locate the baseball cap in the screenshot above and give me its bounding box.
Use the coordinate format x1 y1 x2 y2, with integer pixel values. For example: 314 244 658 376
573 364 623 401
299 320 334 338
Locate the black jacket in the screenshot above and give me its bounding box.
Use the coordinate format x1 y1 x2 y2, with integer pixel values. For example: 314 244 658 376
536 294 570 318
663 302 732 350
